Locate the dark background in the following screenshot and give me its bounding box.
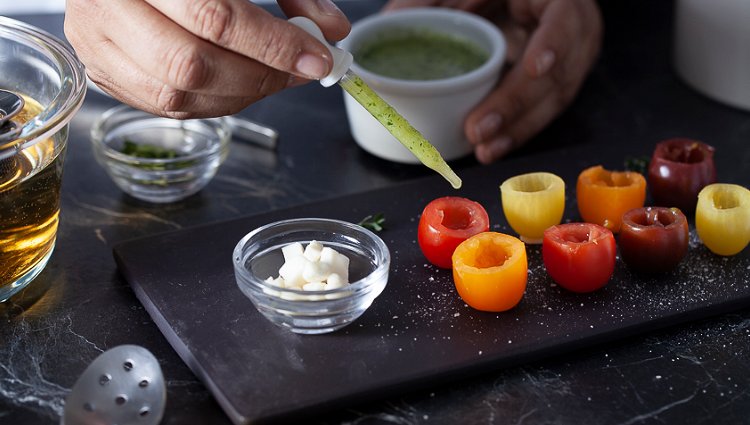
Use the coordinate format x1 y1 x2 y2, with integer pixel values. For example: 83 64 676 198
1 1 749 424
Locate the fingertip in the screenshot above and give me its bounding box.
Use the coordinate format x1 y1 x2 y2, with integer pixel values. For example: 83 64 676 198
536 50 556 76
469 112 502 144
475 136 513 164
304 0 352 40
294 52 331 79
526 49 556 78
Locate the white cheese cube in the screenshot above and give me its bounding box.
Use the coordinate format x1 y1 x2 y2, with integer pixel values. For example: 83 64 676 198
302 281 326 291
278 255 308 289
326 273 346 289
281 242 304 262
262 287 281 297
265 276 286 288
302 260 331 283
320 247 350 283
280 291 304 301
303 240 324 262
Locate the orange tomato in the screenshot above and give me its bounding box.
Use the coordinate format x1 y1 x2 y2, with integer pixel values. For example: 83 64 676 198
451 232 527 312
576 165 646 232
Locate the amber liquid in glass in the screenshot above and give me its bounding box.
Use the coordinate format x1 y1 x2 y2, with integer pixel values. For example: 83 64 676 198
0 96 64 293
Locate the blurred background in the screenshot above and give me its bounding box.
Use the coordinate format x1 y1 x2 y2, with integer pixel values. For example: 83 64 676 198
0 0 63 14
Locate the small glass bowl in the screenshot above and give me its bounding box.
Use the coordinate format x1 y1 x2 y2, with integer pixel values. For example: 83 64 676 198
233 218 391 334
90 105 231 203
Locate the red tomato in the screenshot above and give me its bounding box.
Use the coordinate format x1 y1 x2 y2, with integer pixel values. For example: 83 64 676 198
418 196 490 268
648 138 716 213
542 223 616 293
619 207 689 273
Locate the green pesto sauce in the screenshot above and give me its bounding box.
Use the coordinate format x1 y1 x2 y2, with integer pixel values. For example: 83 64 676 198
339 71 461 189
355 30 488 81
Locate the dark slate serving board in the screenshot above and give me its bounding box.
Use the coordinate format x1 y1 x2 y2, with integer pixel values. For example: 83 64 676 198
113 144 750 425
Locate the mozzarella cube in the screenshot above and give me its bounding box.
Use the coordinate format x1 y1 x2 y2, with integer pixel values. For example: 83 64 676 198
302 281 326 291
302 260 331 283
303 240 324 262
320 247 350 282
326 273 346 290
278 255 308 289
281 242 304 262
280 291 304 301
265 276 286 288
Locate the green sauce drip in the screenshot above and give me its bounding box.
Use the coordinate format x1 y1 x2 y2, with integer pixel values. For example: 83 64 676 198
339 71 461 189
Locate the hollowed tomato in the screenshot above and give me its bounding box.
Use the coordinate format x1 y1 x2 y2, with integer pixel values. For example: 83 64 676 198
418 196 490 269
576 165 646 233
452 232 527 312
648 138 716 213
500 172 565 244
696 183 750 256
619 207 689 273
542 223 616 293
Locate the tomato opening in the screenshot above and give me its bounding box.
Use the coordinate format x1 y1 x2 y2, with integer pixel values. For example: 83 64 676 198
441 205 473 230
473 248 509 269
591 171 636 187
561 228 590 243
663 142 708 163
507 177 551 193
627 208 677 227
711 190 740 210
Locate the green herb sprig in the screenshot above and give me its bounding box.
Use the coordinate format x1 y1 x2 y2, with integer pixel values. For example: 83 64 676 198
624 155 650 175
358 213 386 232
121 140 181 159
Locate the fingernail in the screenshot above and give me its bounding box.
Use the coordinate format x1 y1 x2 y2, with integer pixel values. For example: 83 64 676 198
477 136 513 164
536 50 556 76
474 113 502 141
295 53 329 79
314 0 345 17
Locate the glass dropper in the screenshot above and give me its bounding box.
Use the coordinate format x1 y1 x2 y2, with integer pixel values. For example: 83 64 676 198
289 17 462 190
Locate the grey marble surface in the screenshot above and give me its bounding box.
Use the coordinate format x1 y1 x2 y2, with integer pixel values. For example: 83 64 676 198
1 1 750 424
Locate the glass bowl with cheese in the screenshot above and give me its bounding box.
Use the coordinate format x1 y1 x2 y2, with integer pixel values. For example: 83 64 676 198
233 218 390 334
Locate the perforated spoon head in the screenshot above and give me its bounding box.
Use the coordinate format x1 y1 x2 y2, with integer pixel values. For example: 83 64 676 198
62 345 166 425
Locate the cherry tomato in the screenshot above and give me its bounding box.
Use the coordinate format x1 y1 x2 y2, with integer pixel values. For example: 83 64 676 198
695 183 750 256
500 172 565 244
418 196 490 269
452 232 527 312
648 138 716 213
542 223 616 293
576 165 646 233
619 207 689 273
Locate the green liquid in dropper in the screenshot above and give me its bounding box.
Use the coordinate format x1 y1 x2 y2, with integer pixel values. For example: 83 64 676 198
338 70 462 189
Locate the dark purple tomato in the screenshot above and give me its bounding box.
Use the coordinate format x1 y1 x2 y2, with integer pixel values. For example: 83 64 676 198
619 207 689 274
648 138 716 213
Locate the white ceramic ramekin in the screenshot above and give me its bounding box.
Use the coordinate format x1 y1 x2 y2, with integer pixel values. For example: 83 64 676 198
338 8 506 164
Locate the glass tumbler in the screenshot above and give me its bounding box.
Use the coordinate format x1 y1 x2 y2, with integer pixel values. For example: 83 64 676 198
0 17 86 301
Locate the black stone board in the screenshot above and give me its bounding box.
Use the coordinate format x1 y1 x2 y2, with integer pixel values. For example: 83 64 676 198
113 144 750 425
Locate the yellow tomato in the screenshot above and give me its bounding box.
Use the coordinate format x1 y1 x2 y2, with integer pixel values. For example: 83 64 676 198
576 165 646 233
695 183 750 256
500 172 565 244
451 232 527 312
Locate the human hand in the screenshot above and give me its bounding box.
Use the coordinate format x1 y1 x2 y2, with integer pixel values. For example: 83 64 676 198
65 0 351 119
382 0 603 164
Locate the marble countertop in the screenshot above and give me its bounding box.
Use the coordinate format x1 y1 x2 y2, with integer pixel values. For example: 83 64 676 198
2 1 749 424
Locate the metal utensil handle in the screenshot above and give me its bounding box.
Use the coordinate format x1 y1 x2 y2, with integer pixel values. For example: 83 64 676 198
225 116 279 150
